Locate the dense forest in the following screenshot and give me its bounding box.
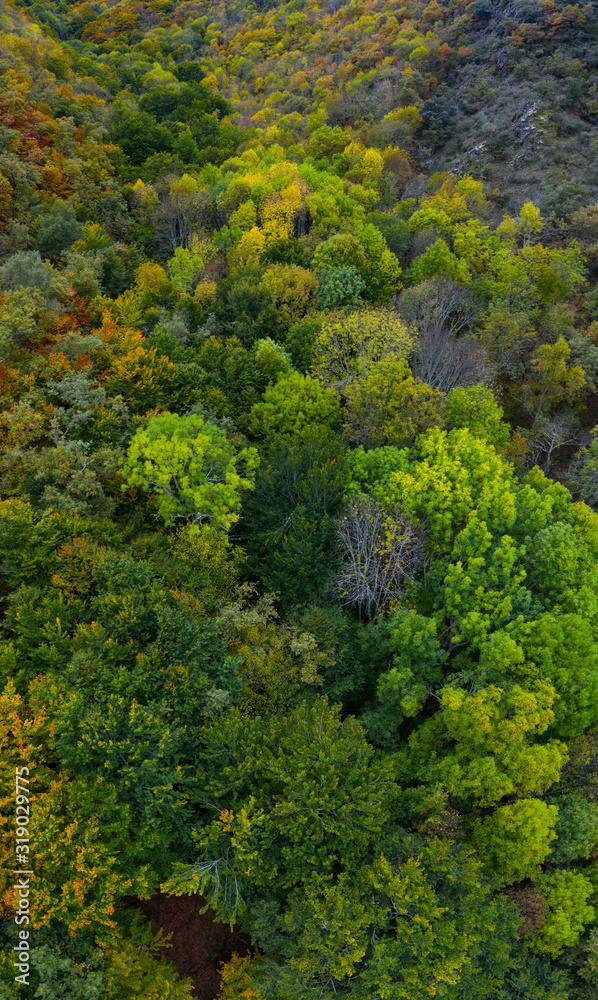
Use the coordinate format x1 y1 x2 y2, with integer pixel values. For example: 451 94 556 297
3 0 598 996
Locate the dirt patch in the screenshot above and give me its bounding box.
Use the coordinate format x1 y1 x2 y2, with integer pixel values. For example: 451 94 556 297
138 893 251 998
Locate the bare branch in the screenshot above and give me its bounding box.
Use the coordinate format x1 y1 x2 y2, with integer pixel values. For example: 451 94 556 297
398 276 481 338
335 497 426 621
521 413 582 474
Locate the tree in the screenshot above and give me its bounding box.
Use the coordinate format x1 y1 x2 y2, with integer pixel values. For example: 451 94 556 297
568 427 598 507
0 170 12 231
335 496 426 621
528 871 595 957
0 679 152 947
259 265 317 324
160 174 211 252
96 312 179 412
311 307 413 391
361 608 444 747
398 276 481 342
219 952 264 1000
56 694 194 862
365 427 516 550
312 225 402 304
421 96 457 148
541 183 584 223
548 793 598 863
163 697 396 939
173 126 200 164
34 200 82 262
410 682 567 808
249 373 341 439
342 426 598 875
214 266 279 348
365 210 411 261
476 307 535 378
342 355 444 448
408 239 471 285
25 774 153 945
217 841 506 1000
0 919 196 998
444 386 510 449
397 277 490 390
167 241 205 293
520 613 598 738
21 441 120 520
521 337 586 425
120 412 259 534
471 799 559 885
239 430 347 609
109 109 173 166
0 250 57 297
0 288 49 355
315 265 365 311
414 328 491 394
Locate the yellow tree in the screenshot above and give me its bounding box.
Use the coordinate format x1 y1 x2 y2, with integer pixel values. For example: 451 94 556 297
94 312 178 412
522 336 586 425
312 307 413 391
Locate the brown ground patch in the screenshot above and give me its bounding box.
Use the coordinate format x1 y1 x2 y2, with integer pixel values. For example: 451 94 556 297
138 893 251 998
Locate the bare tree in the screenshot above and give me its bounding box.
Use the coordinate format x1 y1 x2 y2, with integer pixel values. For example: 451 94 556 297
335 496 426 621
397 277 492 392
564 429 598 507
522 412 582 474
412 324 492 392
398 276 481 338
156 174 213 252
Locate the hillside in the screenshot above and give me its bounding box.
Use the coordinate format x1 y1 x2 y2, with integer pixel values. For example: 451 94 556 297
2 0 598 997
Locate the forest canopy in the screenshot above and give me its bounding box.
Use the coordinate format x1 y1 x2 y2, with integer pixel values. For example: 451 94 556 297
2 0 598 997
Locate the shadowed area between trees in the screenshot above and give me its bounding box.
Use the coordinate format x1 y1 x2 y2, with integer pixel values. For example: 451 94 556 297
136 894 251 999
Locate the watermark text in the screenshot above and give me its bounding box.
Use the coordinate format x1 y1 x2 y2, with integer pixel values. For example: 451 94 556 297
13 766 32 986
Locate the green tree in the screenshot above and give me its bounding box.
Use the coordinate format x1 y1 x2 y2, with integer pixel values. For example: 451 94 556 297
312 225 402 304
239 430 347 609
312 307 413 391
0 923 195 999
249 373 341 439
361 609 444 746
471 799 559 885
548 793 598 863
522 337 586 424
365 210 411 261
167 243 205 294
443 385 510 449
120 412 259 534
409 682 567 808
343 355 444 448
0 499 120 597
421 95 457 148
529 871 595 957
109 109 173 166
315 265 365 311
56 694 195 874
408 239 471 285
0 250 57 297
520 613 598 738
163 697 396 938
216 840 507 1000
34 200 82 262
568 428 598 506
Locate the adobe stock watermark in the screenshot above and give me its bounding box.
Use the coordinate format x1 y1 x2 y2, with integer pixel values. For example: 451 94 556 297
13 766 33 986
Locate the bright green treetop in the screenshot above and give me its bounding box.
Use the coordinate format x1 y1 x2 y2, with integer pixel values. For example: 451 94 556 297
120 412 259 533
249 372 341 438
